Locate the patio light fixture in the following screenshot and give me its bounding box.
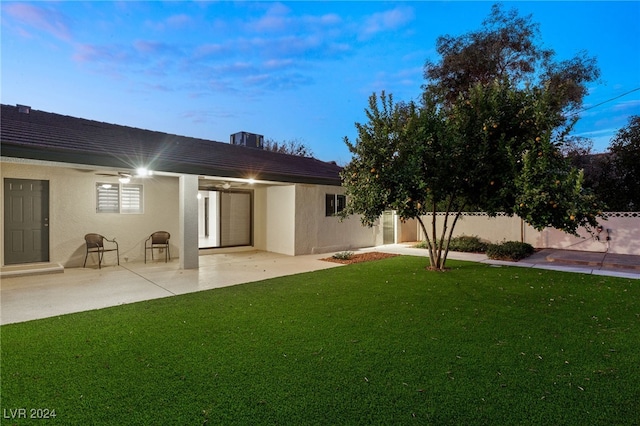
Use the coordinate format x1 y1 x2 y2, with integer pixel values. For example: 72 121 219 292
136 167 153 177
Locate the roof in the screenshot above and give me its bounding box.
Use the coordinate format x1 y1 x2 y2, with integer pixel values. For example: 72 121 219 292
0 104 342 186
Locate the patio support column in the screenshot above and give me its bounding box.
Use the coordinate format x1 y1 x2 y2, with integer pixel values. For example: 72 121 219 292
179 174 199 269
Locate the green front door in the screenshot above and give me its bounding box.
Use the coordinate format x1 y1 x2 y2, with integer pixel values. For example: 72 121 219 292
3 178 50 265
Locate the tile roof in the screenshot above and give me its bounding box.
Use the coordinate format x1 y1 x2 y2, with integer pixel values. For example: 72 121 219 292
0 104 342 186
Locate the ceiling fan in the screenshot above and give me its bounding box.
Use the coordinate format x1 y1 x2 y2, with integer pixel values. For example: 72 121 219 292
215 181 232 190
198 181 241 191
95 171 132 183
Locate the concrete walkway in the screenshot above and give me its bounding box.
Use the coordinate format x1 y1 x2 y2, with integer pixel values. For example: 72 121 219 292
1 246 638 325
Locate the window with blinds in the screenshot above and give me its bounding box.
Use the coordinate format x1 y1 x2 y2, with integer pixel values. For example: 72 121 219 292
121 184 143 213
96 183 143 214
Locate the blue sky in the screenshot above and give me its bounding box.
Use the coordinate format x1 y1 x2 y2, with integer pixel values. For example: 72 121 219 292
2 1 639 164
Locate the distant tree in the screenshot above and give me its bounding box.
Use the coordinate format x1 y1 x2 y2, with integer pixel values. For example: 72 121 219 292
562 135 593 159
264 138 314 158
568 116 640 211
424 3 599 130
341 4 602 271
608 115 640 210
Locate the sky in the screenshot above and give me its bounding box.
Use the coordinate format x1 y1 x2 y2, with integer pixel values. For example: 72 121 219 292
2 1 639 164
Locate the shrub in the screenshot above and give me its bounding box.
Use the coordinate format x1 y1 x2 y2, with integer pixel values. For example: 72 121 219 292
332 251 354 260
486 241 535 261
448 235 488 253
414 240 430 249
414 235 488 253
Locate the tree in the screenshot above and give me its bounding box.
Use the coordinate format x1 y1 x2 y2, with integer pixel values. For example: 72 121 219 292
264 138 314 157
570 116 640 211
341 4 602 271
424 4 599 131
608 115 640 210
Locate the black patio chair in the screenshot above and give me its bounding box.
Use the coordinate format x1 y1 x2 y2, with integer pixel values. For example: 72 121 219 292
145 231 171 263
83 233 119 269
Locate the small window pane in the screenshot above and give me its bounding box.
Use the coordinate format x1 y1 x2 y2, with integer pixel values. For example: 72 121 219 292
325 194 335 216
97 184 119 213
121 184 143 214
336 195 346 213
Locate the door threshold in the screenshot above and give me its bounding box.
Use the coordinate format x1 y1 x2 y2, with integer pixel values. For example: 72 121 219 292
1 262 64 278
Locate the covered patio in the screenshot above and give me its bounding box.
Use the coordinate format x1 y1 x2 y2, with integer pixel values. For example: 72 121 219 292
0 251 343 325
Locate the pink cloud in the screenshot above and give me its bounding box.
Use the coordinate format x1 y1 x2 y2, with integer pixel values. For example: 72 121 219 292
134 40 170 54
72 43 130 64
4 3 72 41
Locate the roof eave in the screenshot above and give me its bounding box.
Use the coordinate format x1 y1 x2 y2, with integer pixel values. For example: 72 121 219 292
0 145 343 186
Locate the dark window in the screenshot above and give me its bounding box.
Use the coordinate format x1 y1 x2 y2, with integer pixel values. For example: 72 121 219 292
326 194 346 216
337 195 346 213
325 194 335 216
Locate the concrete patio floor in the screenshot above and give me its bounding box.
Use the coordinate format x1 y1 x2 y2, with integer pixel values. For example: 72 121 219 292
0 251 342 325
1 245 638 325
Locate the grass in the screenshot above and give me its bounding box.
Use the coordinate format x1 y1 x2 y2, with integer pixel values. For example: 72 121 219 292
1 256 639 425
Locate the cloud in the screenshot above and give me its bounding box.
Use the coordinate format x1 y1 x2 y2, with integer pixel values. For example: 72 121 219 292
133 40 181 57
304 13 342 26
73 43 131 64
360 6 415 39
3 3 73 41
166 14 192 28
245 71 313 91
181 109 237 124
194 43 231 58
211 62 257 76
145 13 193 32
263 58 295 70
613 99 640 112
362 66 424 97
68 3 418 99
250 2 292 32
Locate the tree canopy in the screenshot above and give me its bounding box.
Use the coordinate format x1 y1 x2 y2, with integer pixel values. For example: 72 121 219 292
607 115 640 210
567 116 640 211
264 138 315 158
341 4 603 271
424 4 599 114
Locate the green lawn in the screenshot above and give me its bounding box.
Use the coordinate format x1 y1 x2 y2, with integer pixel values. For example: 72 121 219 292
1 257 639 425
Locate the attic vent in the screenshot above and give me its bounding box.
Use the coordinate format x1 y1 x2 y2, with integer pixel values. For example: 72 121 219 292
17 104 31 114
230 132 264 150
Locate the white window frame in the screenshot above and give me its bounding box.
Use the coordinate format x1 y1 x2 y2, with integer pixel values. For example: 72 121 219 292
325 193 346 217
96 183 144 214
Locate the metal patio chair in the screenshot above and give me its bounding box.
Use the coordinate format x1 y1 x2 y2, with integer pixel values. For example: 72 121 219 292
145 231 171 263
83 233 119 269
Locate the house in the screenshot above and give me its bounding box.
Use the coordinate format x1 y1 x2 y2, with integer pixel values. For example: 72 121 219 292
1 104 381 270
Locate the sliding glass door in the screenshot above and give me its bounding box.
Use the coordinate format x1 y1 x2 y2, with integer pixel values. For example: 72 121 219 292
198 190 252 248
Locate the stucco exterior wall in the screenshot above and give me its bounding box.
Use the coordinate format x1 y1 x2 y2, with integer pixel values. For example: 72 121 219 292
265 185 296 255
294 184 377 255
252 186 267 252
1 161 180 267
414 213 640 255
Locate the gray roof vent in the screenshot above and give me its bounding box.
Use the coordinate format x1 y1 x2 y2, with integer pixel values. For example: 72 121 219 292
17 104 31 114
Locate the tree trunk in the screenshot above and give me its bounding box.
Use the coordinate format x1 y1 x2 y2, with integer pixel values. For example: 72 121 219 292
416 216 435 269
